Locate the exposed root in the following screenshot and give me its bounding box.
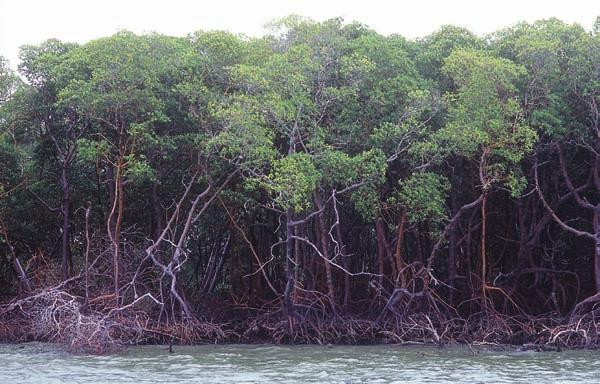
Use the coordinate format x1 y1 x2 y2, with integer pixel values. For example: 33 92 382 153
0 288 226 353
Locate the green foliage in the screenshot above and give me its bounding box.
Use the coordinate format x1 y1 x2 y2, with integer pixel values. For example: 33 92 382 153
438 49 537 194
211 96 276 170
348 149 388 220
268 153 319 212
124 154 156 182
490 19 596 140
396 172 450 225
76 138 109 163
414 25 485 86
3 16 600 317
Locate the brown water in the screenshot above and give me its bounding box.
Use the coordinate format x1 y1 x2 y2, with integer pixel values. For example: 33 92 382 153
1 343 599 383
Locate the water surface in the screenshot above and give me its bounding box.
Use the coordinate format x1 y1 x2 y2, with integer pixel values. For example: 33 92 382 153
1 343 598 383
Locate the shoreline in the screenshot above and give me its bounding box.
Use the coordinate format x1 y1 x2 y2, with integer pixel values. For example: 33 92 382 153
2 293 598 354
0 334 590 354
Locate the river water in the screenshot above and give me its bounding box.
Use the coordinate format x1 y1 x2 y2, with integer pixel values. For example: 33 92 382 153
1 343 599 383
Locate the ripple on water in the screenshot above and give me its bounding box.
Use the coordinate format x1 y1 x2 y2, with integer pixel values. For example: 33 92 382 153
1 343 600 383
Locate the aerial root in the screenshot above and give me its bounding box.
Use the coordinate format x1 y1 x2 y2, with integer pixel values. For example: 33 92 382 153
0 288 227 353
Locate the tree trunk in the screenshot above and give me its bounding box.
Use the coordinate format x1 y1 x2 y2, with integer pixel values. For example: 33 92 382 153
375 217 388 286
0 222 31 292
594 210 600 292
84 204 91 304
394 210 407 288
448 219 457 303
480 192 488 304
293 224 302 303
315 196 335 305
335 218 350 308
150 182 163 241
106 158 124 300
284 208 296 331
60 165 71 280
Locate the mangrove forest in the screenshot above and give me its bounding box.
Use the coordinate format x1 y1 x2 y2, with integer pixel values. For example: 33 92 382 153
1 16 600 353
